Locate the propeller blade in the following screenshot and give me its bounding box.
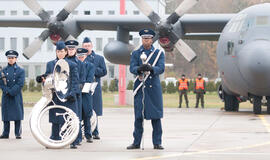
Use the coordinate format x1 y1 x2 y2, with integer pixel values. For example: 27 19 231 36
174 39 197 62
57 0 82 21
131 0 161 24
174 0 198 18
23 0 50 22
167 0 198 24
23 30 50 59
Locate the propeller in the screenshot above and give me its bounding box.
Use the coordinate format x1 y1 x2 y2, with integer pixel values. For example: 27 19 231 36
22 0 81 59
131 0 199 62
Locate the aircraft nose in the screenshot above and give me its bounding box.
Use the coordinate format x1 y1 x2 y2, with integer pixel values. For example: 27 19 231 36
238 40 270 89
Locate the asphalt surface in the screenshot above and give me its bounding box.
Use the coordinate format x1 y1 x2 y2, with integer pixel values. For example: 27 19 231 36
1 107 270 160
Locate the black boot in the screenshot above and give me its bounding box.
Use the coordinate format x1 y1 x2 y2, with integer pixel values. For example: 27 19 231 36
154 144 164 150
127 144 140 149
0 135 9 139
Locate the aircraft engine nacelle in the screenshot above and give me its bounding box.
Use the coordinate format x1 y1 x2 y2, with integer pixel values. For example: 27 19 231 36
104 41 135 65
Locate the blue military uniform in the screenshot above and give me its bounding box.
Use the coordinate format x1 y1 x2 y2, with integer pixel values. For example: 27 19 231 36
0 50 25 139
83 37 107 137
128 29 165 149
44 42 79 144
77 48 95 140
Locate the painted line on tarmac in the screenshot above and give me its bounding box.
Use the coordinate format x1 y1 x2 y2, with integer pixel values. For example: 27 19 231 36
132 115 270 160
258 115 270 132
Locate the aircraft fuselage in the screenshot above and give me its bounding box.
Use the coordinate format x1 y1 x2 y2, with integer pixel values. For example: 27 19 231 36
217 3 270 98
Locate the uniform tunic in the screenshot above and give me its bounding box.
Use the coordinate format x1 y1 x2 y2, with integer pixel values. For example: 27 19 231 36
45 59 79 124
0 63 25 121
130 46 165 120
86 51 107 116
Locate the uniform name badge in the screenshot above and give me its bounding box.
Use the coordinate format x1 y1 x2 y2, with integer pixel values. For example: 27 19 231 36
82 82 98 95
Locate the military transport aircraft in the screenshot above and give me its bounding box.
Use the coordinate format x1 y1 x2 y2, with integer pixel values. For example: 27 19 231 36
1 0 270 114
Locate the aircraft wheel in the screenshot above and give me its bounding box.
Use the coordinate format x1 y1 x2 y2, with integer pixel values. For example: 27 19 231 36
253 96 262 114
224 91 238 111
266 96 270 114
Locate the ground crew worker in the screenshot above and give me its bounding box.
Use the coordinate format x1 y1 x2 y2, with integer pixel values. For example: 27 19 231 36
178 74 189 108
0 50 25 139
82 37 107 140
127 28 165 150
77 48 95 143
194 73 206 108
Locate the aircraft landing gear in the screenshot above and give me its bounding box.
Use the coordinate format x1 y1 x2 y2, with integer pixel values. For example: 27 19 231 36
224 91 239 112
253 96 262 114
266 96 270 114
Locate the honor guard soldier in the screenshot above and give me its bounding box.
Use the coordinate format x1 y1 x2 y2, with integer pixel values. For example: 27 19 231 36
127 29 165 150
82 37 107 140
77 48 95 143
178 74 189 108
65 40 84 144
0 50 25 139
194 73 206 108
37 41 79 149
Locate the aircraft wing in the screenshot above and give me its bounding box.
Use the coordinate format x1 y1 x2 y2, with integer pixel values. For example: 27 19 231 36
0 14 235 40
0 16 46 28
76 13 235 40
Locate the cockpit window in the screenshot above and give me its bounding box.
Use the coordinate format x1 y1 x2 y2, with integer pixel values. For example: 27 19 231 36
228 14 247 33
256 16 268 26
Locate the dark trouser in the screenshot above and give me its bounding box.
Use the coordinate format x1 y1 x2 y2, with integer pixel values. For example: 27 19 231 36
2 121 21 137
83 117 92 139
50 123 62 140
179 90 189 107
133 118 162 146
196 92 204 108
71 123 81 146
93 117 99 136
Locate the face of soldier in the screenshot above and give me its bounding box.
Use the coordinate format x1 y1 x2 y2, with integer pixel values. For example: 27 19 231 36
67 47 76 57
142 37 153 50
198 76 202 79
7 57 17 65
82 42 93 55
182 76 185 80
77 55 86 62
56 49 67 59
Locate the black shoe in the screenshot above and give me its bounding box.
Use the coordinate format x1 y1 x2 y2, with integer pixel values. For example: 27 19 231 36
77 142 82 146
70 144 77 149
87 137 93 143
154 145 164 150
178 105 181 108
127 144 140 149
93 135 100 140
0 135 9 139
16 136 22 139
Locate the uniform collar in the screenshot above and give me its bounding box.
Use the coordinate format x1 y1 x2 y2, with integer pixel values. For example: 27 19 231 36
139 45 154 52
8 63 17 68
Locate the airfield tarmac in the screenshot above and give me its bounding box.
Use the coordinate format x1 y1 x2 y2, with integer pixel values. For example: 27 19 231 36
1 107 270 160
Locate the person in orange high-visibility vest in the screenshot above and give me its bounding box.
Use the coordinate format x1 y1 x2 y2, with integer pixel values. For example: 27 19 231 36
178 74 189 108
194 73 206 108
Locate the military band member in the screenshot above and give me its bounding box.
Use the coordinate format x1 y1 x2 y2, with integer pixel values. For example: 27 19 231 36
194 73 206 108
127 29 165 150
77 48 95 143
65 40 84 144
0 50 25 139
178 74 189 108
82 37 107 140
37 41 79 149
